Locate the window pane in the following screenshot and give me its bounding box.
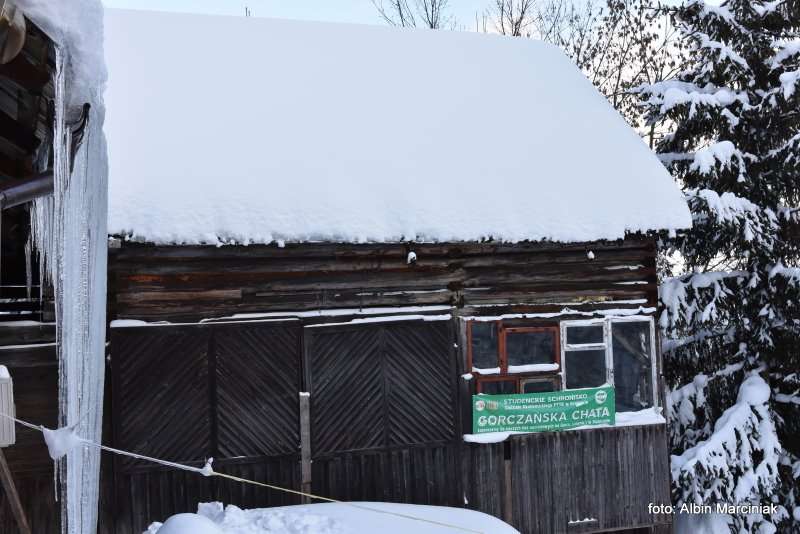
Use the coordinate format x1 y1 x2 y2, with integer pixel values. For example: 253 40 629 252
612 321 654 411
522 378 558 394
565 349 606 389
471 322 499 369
507 330 556 367
566 325 604 345
479 380 516 395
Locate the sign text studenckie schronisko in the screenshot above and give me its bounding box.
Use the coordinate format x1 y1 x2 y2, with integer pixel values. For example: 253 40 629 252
472 385 615 434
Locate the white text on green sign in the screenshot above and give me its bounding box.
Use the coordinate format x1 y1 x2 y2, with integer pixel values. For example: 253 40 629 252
472 386 615 434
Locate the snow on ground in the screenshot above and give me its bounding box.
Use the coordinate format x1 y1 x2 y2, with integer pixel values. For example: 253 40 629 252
103 9 690 246
674 512 732 534
145 502 520 534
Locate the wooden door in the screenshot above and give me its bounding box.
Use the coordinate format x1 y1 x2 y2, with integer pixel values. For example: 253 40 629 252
303 319 462 505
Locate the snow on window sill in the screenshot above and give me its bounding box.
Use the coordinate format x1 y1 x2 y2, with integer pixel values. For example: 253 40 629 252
507 363 559 373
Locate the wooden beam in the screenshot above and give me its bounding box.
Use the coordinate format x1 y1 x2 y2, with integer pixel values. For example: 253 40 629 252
0 54 50 92
299 392 311 503
0 448 32 534
0 110 40 153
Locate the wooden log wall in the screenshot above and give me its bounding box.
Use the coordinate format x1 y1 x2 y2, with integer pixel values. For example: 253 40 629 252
0 18 55 181
509 425 672 533
97 236 670 533
108 237 658 322
0 322 58 534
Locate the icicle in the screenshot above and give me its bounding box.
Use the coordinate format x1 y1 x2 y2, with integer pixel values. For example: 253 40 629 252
31 45 109 534
53 459 59 503
25 234 32 300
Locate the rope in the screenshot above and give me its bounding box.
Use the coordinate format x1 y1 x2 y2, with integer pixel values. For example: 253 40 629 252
0 414 484 533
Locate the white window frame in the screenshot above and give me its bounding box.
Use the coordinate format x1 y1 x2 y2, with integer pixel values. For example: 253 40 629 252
560 316 658 408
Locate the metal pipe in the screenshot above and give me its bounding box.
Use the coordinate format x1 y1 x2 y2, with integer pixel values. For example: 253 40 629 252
0 171 53 210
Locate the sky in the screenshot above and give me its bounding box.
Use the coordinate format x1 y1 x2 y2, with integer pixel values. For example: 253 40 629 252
101 0 492 29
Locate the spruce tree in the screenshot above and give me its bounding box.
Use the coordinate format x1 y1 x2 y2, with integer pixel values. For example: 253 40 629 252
637 0 800 531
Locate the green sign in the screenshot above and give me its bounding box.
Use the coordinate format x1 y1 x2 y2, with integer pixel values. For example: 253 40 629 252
472 386 615 434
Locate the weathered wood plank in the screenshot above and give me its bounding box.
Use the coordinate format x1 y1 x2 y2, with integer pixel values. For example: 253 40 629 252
0 323 55 346
509 424 671 533
108 238 657 322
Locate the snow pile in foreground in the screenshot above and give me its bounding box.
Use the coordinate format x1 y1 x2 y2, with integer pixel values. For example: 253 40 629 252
145 502 520 534
104 9 691 246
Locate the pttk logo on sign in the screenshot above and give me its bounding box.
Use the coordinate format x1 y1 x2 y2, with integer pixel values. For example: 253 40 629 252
472 386 615 434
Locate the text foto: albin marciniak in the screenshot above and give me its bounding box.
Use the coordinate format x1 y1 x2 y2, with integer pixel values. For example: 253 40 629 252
648 503 780 515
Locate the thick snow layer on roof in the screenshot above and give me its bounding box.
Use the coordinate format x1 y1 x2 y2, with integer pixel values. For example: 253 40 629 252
104 9 691 245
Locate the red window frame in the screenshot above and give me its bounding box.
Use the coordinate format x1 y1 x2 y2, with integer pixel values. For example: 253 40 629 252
468 321 561 394
502 326 561 370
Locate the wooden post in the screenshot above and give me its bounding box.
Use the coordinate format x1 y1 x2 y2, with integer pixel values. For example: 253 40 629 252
503 454 513 525
299 392 312 504
0 449 31 534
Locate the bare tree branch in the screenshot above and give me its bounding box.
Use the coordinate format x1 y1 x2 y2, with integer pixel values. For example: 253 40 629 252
372 0 454 29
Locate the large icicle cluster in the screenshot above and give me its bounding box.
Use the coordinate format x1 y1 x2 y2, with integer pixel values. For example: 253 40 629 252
637 0 800 531
17 1 108 533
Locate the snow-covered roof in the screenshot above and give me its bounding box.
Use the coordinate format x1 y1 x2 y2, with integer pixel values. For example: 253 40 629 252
104 9 691 245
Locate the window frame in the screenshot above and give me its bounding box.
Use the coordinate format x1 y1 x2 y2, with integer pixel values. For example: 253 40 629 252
561 316 658 408
475 376 519 394
467 321 561 394
467 316 659 408
520 375 562 394
608 316 659 409
502 326 561 372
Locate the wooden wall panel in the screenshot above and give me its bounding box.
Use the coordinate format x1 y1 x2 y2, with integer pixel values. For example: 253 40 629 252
108 238 658 322
384 323 455 447
305 326 385 454
305 320 455 456
215 323 302 457
108 322 304 534
0 324 59 533
310 443 462 507
510 424 672 533
112 327 212 467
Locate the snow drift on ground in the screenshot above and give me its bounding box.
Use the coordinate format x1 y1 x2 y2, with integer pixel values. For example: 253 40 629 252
103 9 691 246
145 502 520 534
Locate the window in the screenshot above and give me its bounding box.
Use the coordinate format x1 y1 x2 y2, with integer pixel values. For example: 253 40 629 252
564 349 606 389
561 317 657 411
469 321 500 370
468 321 560 394
521 376 560 393
476 378 517 395
467 317 658 411
561 320 610 390
505 328 558 370
611 320 655 411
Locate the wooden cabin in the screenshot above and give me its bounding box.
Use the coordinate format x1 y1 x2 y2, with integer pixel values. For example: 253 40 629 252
99 10 691 534
2 7 692 534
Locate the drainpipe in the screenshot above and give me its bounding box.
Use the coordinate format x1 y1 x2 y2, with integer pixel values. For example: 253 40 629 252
0 171 53 210
0 0 26 65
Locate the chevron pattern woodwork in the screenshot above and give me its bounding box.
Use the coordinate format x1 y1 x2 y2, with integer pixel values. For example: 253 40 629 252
305 320 455 457
112 327 212 468
215 324 301 457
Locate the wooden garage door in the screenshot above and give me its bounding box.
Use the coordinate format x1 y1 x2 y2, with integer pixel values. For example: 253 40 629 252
109 321 303 533
302 319 462 505
304 319 457 455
